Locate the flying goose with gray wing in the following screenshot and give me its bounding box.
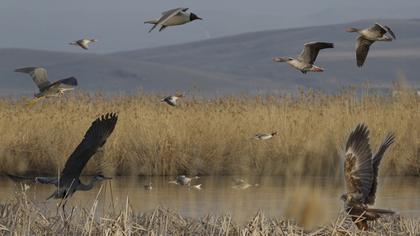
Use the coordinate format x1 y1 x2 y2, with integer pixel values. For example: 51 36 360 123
145 8 202 33
346 23 396 67
273 42 334 74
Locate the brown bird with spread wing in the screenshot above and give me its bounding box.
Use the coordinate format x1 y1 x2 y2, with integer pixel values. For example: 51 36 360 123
341 124 395 230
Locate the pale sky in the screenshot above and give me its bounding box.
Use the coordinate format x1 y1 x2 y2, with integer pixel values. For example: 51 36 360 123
1 0 419 52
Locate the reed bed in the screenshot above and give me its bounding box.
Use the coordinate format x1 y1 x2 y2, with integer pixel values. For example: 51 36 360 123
0 87 420 177
0 191 418 235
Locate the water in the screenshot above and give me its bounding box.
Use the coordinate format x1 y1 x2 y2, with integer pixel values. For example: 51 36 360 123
1 176 419 222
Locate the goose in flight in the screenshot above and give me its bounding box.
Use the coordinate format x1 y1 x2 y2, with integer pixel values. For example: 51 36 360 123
273 42 334 73
253 132 277 140
69 38 98 50
341 124 395 230
145 8 202 33
346 23 396 67
35 113 117 208
14 67 77 99
161 94 184 107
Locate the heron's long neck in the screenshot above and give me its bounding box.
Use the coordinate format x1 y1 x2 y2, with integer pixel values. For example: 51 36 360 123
77 178 98 191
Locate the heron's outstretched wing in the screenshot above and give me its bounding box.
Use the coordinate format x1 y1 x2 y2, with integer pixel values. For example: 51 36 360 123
366 133 395 205
356 36 374 67
15 67 50 91
60 113 118 182
344 124 373 204
48 77 78 89
297 42 334 64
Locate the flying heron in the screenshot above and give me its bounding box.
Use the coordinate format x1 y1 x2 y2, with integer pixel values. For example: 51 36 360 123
346 23 396 67
341 124 395 230
32 113 117 213
14 67 78 102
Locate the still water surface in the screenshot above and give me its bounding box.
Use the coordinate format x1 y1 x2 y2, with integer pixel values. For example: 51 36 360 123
0 176 419 222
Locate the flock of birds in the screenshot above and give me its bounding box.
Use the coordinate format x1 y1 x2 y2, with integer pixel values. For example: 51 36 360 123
6 7 401 231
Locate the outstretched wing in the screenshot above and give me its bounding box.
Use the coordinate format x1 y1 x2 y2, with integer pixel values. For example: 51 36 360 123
15 67 50 91
373 23 396 39
371 23 387 36
77 40 89 50
161 8 188 16
344 124 373 204
383 26 396 39
356 36 374 67
297 42 334 64
366 133 395 205
60 113 118 182
48 77 78 89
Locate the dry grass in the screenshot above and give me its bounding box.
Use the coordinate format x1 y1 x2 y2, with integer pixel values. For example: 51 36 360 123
0 190 418 235
0 87 420 177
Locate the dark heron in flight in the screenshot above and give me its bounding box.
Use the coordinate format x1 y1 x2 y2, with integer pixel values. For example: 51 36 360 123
341 124 395 230
14 67 77 103
37 113 117 200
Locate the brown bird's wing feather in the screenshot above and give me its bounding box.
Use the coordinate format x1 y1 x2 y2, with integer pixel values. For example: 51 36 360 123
60 113 118 184
366 133 395 205
344 124 373 204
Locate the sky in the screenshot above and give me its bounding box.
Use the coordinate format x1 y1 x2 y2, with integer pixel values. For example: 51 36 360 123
1 0 420 53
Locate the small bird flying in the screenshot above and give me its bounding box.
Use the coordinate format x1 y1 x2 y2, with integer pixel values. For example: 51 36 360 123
161 94 184 107
273 42 334 73
15 67 77 100
341 124 395 230
145 8 202 33
346 23 396 67
69 38 98 50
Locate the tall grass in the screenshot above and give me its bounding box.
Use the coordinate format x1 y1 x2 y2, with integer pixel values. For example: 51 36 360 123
0 87 420 176
0 190 418 235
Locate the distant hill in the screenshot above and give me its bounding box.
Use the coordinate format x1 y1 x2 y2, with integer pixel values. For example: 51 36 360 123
1 19 420 96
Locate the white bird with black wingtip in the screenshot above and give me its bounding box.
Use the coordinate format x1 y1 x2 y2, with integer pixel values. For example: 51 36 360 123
145 8 202 33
